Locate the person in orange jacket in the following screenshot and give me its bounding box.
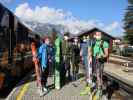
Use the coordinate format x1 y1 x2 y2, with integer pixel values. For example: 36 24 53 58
31 40 45 96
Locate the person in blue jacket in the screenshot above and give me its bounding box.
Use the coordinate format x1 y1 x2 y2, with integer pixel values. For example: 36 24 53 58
47 43 55 76
38 36 50 96
80 36 92 96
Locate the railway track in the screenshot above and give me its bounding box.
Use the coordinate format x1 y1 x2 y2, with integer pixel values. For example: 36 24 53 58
110 54 133 62
104 71 133 94
102 55 133 99
109 54 133 67
103 72 133 100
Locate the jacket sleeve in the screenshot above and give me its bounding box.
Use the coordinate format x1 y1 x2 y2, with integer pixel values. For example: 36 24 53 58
38 45 42 60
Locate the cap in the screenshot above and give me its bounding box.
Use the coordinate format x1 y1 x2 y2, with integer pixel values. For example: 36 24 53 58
64 32 70 36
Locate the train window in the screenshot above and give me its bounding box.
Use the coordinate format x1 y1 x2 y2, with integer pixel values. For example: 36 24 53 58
0 49 3 58
0 28 4 37
0 31 9 66
0 11 10 65
0 26 8 37
1 11 9 28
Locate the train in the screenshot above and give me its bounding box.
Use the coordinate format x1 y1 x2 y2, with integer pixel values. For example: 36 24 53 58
0 3 40 91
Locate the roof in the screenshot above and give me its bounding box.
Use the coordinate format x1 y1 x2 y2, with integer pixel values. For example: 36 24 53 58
77 27 116 40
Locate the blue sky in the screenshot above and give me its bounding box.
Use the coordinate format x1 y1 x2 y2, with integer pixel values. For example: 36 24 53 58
0 0 128 36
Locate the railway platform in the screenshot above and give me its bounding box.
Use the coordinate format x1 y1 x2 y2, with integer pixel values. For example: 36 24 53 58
104 63 133 87
5 63 133 100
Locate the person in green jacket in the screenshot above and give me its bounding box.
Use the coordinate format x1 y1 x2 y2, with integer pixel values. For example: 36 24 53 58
51 30 62 90
88 31 109 99
61 32 72 84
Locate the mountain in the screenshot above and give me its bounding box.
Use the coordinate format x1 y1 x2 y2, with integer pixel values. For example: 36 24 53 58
23 21 71 38
23 21 91 38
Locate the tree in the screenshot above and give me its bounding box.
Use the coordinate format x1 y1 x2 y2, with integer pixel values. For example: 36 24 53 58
124 0 133 45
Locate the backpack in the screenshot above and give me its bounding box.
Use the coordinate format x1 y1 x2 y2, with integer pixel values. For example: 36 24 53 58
91 39 109 63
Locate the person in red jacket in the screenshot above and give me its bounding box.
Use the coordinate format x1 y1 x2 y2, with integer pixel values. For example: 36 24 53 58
31 40 45 96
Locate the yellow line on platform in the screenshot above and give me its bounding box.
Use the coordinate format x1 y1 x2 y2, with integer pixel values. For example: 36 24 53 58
16 83 30 100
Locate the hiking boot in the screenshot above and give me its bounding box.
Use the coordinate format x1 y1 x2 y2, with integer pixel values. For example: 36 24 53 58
90 82 96 93
43 87 48 92
80 85 91 96
93 89 102 100
68 75 72 81
37 87 45 97
55 86 60 90
75 74 78 81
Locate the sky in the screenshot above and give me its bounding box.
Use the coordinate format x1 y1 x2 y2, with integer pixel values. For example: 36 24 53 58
0 0 128 36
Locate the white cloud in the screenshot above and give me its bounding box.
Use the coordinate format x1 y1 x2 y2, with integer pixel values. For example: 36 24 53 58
104 22 119 32
14 2 121 35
